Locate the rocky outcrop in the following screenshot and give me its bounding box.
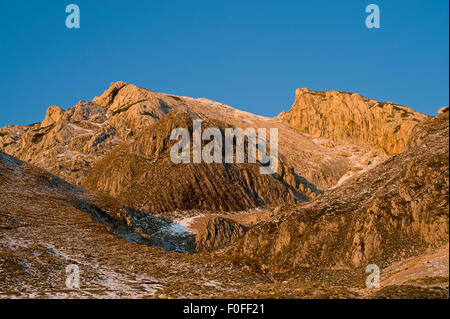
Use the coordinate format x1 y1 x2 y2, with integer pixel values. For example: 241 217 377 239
41 105 66 127
195 217 248 251
438 106 449 115
279 88 430 155
233 112 449 273
0 101 120 185
93 81 186 139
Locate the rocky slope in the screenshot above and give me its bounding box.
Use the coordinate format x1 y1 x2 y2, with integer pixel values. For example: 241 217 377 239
195 217 248 252
1 147 447 299
0 149 204 253
0 150 270 298
233 112 449 273
83 111 309 213
278 88 430 155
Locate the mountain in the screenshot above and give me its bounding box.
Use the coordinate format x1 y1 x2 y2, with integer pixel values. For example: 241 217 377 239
0 82 447 299
278 88 429 155
0 83 391 190
233 112 449 274
0 82 396 213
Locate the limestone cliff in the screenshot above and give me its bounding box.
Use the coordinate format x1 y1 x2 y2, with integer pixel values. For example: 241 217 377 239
279 88 430 155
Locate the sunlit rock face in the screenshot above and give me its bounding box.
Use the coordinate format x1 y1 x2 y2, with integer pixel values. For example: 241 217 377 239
279 88 430 155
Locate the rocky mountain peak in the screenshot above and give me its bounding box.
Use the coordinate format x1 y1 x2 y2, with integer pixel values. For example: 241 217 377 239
92 81 159 113
280 88 430 155
41 105 66 127
92 81 128 107
438 106 449 115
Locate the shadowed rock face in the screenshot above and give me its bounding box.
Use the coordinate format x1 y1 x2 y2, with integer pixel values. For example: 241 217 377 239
279 88 430 155
83 111 309 213
233 112 449 273
195 217 248 252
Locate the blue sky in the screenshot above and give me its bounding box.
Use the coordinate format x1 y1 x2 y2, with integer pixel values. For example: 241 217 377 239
0 0 448 127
